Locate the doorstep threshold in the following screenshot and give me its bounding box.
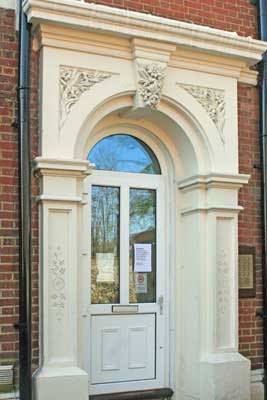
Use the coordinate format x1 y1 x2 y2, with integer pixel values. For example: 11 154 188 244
89 388 174 400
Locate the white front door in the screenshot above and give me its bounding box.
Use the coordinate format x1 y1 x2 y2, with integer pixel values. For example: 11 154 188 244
83 134 168 394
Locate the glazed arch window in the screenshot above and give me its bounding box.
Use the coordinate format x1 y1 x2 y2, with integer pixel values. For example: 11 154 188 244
87 134 161 174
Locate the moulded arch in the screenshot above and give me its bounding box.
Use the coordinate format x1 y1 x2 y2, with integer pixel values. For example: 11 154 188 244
59 76 229 177
60 75 135 158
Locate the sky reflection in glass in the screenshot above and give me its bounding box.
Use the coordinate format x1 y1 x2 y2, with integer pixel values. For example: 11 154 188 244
88 134 161 174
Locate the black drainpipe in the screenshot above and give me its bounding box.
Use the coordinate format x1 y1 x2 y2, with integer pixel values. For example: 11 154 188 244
17 0 32 399
256 1 267 399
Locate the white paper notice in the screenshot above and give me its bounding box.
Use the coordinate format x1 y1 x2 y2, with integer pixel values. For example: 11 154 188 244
134 243 152 272
96 253 115 282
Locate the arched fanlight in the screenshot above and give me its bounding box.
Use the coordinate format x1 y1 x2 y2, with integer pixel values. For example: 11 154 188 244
88 134 161 174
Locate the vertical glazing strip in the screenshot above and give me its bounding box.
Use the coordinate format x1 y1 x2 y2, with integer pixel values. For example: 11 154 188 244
91 185 120 304
129 188 156 303
120 184 130 304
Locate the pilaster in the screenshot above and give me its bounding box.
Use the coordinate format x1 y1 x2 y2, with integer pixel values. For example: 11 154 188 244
178 173 251 400
32 158 93 400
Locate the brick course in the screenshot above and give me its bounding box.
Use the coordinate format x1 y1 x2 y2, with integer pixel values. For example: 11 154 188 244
0 6 39 374
85 0 258 38
0 8 20 369
238 83 264 370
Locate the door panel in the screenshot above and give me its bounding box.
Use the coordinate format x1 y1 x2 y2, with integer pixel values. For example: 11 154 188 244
91 314 155 384
86 171 166 393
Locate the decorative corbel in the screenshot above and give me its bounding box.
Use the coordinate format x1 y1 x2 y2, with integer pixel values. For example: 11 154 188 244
131 38 176 110
137 62 166 108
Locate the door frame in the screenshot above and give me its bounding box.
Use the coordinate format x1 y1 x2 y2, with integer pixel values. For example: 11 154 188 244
78 129 175 395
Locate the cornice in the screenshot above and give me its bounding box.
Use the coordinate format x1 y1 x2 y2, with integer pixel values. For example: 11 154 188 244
180 205 243 216
178 173 250 191
33 157 94 177
239 68 258 86
23 0 267 67
1 0 16 9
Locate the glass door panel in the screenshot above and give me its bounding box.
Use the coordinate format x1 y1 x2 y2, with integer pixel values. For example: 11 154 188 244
91 185 120 304
129 188 156 303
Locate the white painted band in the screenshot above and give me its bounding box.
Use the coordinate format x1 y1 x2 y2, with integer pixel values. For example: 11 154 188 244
0 0 15 10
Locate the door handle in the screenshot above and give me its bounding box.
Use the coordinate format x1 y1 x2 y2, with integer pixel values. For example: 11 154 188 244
158 295 164 315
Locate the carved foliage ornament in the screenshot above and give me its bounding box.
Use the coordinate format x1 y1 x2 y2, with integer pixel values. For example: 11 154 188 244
216 249 230 317
138 63 166 108
59 66 112 128
49 245 66 322
180 84 226 144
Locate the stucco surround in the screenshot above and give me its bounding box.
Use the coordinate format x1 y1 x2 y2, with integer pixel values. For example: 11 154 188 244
23 1 267 399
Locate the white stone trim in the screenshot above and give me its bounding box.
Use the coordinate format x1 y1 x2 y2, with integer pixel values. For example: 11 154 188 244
240 69 259 86
33 159 91 400
251 369 264 384
23 0 267 66
180 205 244 215
31 23 257 84
251 369 264 400
0 392 18 400
36 195 83 203
178 173 250 191
0 0 15 10
33 157 92 173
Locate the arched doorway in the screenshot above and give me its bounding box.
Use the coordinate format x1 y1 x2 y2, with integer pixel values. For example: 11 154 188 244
83 134 169 394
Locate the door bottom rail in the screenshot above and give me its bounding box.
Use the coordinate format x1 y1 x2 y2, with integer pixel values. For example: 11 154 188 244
89 388 174 400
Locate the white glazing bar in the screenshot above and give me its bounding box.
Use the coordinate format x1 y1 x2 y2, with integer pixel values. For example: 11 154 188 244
156 180 165 302
120 184 130 304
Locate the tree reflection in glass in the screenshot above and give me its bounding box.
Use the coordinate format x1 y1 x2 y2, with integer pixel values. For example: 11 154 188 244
129 189 156 303
88 134 161 174
91 185 120 304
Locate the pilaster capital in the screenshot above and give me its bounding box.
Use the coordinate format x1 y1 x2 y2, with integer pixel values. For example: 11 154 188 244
33 157 94 203
177 173 250 215
177 173 250 191
33 157 94 177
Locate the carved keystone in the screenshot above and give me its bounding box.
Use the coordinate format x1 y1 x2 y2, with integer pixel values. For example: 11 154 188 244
131 38 175 110
137 62 166 108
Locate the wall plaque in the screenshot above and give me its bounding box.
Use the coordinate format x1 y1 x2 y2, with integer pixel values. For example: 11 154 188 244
238 246 256 298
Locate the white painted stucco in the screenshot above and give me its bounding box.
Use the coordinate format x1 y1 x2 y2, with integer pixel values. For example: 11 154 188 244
0 0 15 10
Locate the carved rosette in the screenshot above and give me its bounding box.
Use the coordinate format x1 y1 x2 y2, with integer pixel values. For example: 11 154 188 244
49 245 66 322
180 84 226 144
137 63 165 108
59 66 112 128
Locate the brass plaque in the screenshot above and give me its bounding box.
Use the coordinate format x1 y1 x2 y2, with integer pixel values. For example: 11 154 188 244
238 254 253 289
238 246 255 298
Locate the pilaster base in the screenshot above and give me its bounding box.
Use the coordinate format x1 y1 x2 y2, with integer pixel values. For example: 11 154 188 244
33 367 88 400
251 369 264 400
200 353 251 400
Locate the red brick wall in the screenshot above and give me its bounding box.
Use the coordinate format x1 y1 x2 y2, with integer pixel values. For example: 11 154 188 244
0 7 20 370
86 0 258 38
0 0 264 381
0 6 39 376
238 83 264 370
